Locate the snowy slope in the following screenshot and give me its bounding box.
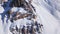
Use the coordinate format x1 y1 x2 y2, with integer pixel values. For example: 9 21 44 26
0 0 60 34
32 0 60 34
38 0 60 20
0 5 12 34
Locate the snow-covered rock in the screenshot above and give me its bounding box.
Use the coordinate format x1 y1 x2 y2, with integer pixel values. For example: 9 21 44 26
0 0 60 34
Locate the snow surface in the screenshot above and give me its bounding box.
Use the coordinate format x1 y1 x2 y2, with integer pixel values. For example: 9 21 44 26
0 0 60 34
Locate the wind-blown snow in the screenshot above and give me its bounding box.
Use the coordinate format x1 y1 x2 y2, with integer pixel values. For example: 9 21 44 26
0 0 60 34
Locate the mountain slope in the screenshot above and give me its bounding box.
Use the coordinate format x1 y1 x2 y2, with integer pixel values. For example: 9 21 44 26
0 0 60 34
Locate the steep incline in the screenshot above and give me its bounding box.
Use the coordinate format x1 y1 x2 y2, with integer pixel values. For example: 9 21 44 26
0 0 60 34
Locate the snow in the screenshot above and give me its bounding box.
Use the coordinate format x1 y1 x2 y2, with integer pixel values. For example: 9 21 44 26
0 6 4 13
0 0 60 34
32 0 60 34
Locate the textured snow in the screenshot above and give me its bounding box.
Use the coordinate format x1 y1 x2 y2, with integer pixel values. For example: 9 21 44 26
0 0 60 34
